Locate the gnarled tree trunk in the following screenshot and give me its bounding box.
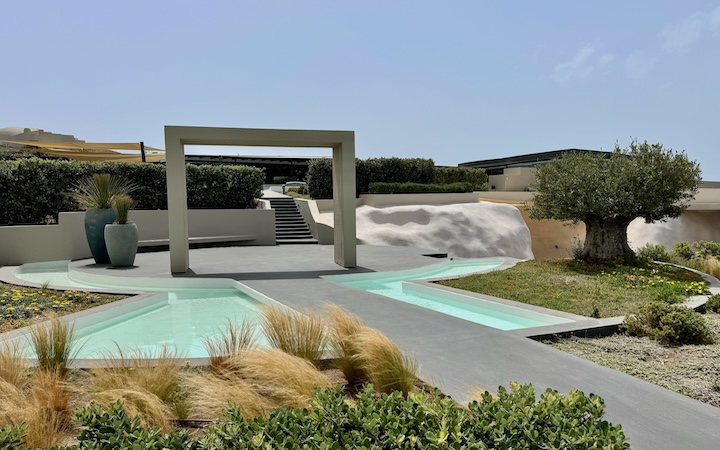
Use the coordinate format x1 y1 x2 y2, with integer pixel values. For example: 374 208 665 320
582 218 635 263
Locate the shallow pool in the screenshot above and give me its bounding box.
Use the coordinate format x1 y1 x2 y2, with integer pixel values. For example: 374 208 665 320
11 262 272 359
326 259 574 330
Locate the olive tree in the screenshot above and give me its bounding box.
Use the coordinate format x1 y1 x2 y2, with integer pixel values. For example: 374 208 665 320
527 140 701 263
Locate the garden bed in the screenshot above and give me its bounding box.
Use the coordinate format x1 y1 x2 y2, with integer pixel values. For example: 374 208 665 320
438 259 709 318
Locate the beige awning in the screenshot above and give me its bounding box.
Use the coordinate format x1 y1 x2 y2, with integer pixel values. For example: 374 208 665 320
1 140 166 163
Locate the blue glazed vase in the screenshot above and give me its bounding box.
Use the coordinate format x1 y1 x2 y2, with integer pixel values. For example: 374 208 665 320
84 209 117 264
104 223 139 267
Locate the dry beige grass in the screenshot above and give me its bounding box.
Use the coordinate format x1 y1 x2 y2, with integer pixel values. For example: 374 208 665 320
90 345 187 427
203 319 258 373
353 328 418 397
92 388 172 431
325 304 368 385
188 370 272 420
261 305 329 365
0 341 29 390
705 257 720 279
29 317 78 375
228 348 332 409
0 370 74 448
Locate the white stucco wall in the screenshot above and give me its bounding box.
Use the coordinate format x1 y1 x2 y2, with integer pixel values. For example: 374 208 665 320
355 202 534 259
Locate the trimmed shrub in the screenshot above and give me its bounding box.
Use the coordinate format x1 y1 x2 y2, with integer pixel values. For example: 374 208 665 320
433 166 489 190
621 302 714 345
369 181 474 194
705 294 720 313
0 158 264 224
307 157 437 198
636 243 671 262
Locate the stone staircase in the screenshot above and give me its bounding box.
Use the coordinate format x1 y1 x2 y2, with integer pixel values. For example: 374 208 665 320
268 197 318 245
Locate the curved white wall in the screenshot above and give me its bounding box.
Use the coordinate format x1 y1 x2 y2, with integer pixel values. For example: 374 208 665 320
628 211 720 250
355 202 534 259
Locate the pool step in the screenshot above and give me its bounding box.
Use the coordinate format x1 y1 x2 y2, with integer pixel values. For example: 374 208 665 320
268 197 317 245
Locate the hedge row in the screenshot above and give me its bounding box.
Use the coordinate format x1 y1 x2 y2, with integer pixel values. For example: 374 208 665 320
0 158 264 225
369 181 475 194
0 384 628 449
306 157 488 199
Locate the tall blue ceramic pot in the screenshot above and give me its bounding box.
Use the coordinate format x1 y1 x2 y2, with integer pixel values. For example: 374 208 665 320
104 223 139 267
84 209 116 264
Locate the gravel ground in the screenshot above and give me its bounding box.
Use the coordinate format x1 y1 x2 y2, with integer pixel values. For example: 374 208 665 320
546 312 720 407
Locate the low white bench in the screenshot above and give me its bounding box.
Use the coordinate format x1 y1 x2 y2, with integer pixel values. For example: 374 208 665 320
138 235 257 247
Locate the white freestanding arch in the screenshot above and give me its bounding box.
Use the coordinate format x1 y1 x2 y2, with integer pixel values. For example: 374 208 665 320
164 126 356 273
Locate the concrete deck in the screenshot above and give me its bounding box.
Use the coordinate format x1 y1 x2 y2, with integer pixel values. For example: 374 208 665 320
5 245 720 449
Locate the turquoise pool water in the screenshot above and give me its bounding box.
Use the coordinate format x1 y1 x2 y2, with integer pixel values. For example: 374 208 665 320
73 289 267 359
326 259 574 330
12 263 270 359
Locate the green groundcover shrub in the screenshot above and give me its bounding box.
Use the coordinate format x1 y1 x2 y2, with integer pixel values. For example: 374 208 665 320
307 157 487 199
369 181 475 194
636 243 671 262
0 158 264 225
0 384 629 449
705 294 720 313
621 301 714 346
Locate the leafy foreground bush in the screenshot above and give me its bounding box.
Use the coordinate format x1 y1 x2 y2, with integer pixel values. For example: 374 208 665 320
0 384 629 449
621 302 714 346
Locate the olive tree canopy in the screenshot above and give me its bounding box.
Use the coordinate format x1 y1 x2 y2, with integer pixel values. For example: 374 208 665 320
527 140 701 263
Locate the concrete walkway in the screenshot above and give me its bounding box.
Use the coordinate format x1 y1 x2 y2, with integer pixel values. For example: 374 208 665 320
7 245 720 449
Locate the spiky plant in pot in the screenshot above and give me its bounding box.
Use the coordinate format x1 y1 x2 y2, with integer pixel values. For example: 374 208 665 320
104 194 139 267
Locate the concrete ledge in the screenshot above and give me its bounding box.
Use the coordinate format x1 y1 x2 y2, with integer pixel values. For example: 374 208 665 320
139 235 256 247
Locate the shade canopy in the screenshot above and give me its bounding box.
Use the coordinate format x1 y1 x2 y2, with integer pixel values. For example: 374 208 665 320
0 140 165 163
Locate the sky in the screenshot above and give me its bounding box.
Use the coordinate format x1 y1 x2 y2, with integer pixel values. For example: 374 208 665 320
3 1 719 180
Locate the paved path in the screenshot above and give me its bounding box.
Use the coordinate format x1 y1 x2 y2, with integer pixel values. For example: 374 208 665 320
8 245 720 449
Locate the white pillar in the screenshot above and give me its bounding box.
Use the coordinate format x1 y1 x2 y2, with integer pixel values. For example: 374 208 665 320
164 127 190 273
333 138 356 267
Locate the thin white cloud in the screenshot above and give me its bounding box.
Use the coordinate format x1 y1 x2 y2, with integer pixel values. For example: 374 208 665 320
661 6 720 54
552 45 615 83
624 52 658 80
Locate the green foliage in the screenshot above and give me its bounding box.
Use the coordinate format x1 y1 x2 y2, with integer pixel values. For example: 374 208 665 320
705 294 720 313
0 423 26 449
369 181 475 194
71 173 136 210
621 302 714 346
200 384 628 449
307 157 486 199
0 158 264 224
672 241 695 260
527 140 702 262
72 400 193 450
433 166 488 190
636 243 671 262
672 240 720 260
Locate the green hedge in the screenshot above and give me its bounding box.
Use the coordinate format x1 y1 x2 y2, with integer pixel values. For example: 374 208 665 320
433 166 489 190
306 157 488 199
0 383 628 449
369 181 475 194
0 158 264 225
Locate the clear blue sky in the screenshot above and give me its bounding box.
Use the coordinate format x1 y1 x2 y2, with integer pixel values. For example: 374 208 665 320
3 1 719 180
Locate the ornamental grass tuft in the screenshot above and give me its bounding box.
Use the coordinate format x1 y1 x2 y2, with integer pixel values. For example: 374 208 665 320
29 317 77 376
353 327 418 397
261 305 329 366
203 318 258 374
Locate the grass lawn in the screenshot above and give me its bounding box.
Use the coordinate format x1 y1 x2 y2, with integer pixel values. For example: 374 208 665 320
437 259 710 318
0 282 126 333
547 312 720 407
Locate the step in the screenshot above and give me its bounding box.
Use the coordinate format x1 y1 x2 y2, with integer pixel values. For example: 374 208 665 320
276 238 318 245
